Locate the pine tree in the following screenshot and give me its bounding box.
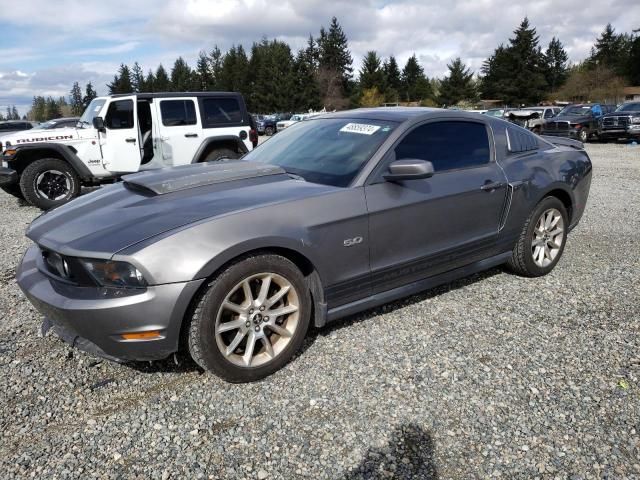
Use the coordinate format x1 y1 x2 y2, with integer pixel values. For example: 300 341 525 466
246 39 295 112
195 51 213 91
383 56 402 102
131 62 145 92
588 24 632 77
170 57 194 91
154 64 170 91
292 48 322 111
544 37 569 92
218 46 249 95
31 96 46 121
108 64 133 94
142 70 155 92
401 54 432 102
359 51 385 91
70 82 83 115
627 31 640 85
437 58 477 106
11 105 19 120
45 97 62 120
210 46 223 90
318 17 353 108
83 82 97 108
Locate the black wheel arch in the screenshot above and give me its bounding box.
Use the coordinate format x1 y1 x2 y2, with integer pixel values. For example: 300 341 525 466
191 136 249 163
11 143 92 181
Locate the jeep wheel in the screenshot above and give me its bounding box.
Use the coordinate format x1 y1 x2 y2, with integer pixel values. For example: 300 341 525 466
188 254 311 382
20 158 80 210
204 148 239 162
265 126 274 136
0 183 25 200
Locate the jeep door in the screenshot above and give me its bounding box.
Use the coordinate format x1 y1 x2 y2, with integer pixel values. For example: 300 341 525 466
100 96 141 173
198 96 253 153
154 97 202 166
364 120 508 294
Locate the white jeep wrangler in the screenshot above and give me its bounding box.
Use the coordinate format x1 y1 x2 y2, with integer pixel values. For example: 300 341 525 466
0 92 257 209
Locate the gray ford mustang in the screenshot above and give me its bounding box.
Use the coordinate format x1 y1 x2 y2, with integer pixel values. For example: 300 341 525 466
16 108 592 382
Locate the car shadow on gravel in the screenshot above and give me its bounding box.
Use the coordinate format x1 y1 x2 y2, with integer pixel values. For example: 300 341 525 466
301 267 503 356
344 423 438 479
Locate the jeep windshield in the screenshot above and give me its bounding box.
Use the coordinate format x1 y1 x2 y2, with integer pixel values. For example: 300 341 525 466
559 106 591 116
79 98 107 126
616 103 640 112
246 118 398 187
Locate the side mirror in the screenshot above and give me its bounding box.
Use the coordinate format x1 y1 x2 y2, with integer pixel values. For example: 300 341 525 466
93 116 105 131
384 159 434 182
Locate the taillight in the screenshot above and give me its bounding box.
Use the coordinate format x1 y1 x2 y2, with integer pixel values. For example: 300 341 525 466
249 128 258 148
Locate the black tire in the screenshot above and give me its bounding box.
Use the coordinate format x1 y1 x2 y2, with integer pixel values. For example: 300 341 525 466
19 158 80 210
532 126 541 135
578 129 588 143
188 254 311 383
203 148 239 162
0 183 25 200
265 126 274 136
507 196 569 277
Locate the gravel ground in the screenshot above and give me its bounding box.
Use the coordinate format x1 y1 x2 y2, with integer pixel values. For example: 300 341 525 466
0 143 639 479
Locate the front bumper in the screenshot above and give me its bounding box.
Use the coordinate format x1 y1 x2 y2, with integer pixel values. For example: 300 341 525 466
597 127 640 140
16 245 205 362
0 166 18 186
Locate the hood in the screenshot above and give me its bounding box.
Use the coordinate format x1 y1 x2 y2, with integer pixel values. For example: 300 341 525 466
602 110 640 117
2 126 79 146
26 160 337 258
546 114 591 124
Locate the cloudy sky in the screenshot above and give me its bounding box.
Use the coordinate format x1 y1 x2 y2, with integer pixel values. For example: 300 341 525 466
1 0 638 115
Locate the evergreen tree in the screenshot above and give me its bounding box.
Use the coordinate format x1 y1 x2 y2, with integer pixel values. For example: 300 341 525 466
108 64 133 94
383 56 402 102
70 82 84 115
292 48 322 111
318 17 353 108
195 51 214 91
5 106 11 119
83 82 97 108
218 45 249 95
627 31 640 85
246 39 295 112
210 46 223 89
45 97 62 120
359 51 385 91
170 57 194 91
437 57 477 106
31 96 46 121
588 24 632 76
131 62 145 92
401 54 432 102
154 64 171 91
304 35 320 71
544 37 569 92
142 69 155 92
11 105 19 120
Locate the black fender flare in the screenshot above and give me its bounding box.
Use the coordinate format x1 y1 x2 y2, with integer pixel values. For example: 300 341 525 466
191 136 249 163
12 143 93 181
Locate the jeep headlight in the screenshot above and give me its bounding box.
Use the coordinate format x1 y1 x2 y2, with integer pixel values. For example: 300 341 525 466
81 259 147 288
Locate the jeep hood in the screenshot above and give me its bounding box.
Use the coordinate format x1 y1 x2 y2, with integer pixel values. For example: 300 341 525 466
26 160 337 258
2 126 79 145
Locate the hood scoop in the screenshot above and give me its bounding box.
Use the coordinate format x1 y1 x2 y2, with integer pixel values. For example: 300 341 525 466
122 160 286 195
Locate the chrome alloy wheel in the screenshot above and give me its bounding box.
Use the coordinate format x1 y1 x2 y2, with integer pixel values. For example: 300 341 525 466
35 170 71 201
532 208 565 268
215 273 300 367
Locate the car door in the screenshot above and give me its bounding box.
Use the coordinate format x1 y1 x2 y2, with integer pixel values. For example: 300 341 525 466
155 97 201 166
100 96 141 173
365 120 508 294
198 96 252 152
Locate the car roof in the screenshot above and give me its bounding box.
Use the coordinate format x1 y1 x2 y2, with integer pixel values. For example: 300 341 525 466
47 117 79 122
111 92 242 100
317 107 492 124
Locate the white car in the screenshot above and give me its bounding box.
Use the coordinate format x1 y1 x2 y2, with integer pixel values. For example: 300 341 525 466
276 114 309 130
0 92 256 209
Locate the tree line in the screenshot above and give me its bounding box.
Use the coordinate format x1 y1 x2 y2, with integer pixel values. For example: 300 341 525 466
27 82 97 122
24 17 640 120
0 106 21 121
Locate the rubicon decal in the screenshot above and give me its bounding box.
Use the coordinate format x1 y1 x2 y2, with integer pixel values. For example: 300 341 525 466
16 135 74 144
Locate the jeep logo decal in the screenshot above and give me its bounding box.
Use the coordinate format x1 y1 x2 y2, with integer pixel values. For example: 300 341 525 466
16 135 74 144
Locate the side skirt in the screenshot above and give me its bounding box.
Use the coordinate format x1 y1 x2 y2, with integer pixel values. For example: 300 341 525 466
325 251 512 324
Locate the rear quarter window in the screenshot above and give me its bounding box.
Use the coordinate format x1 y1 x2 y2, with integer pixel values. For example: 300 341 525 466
200 97 244 128
506 126 539 153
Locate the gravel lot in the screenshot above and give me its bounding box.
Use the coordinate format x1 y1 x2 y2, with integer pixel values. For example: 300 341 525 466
1 143 638 479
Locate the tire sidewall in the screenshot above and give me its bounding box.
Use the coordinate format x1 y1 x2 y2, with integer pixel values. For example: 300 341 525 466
19 158 80 210
190 255 311 382
520 197 569 276
204 148 239 162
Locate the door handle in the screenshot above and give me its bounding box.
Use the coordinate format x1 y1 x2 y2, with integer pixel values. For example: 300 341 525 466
480 181 506 192
125 138 136 143
184 133 198 138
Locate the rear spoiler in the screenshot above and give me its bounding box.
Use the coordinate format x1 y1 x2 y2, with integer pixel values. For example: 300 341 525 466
540 135 584 150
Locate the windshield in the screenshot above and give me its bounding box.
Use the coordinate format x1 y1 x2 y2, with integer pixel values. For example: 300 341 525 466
79 98 107 126
559 106 591 116
484 109 504 117
245 118 398 187
616 103 640 112
32 120 57 130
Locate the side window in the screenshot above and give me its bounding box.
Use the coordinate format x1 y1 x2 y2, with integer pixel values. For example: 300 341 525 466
160 100 197 126
105 100 134 129
394 121 490 172
201 98 243 127
544 109 555 118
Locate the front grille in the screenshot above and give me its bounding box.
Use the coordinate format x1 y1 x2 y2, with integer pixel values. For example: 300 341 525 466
602 116 630 128
544 121 570 131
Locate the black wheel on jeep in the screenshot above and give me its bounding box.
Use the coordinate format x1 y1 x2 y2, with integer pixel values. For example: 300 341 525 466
265 126 274 136
0 183 25 200
203 148 240 162
19 158 80 210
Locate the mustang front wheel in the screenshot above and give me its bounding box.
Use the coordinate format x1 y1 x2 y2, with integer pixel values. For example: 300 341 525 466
188 254 311 382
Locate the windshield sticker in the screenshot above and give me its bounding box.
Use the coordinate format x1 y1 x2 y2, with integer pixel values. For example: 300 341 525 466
340 123 381 135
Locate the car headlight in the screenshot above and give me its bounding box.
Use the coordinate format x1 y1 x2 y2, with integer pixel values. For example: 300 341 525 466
81 259 147 288
631 117 640 124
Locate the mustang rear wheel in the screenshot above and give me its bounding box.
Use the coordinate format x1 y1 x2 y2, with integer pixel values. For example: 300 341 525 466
188 254 311 382
507 197 568 277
